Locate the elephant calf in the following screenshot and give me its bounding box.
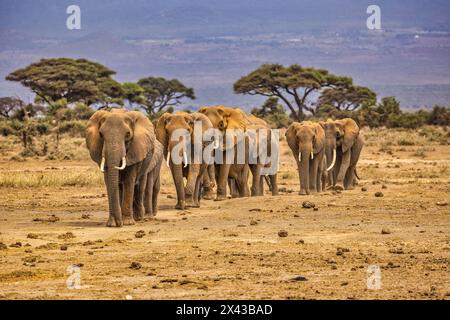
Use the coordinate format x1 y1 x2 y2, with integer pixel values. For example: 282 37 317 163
86 109 163 227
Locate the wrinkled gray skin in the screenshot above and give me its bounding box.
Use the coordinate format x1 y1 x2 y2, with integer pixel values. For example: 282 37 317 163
320 118 363 190
156 112 214 209
86 109 163 227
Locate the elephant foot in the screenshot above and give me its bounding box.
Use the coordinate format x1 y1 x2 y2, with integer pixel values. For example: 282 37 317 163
175 201 185 210
122 216 136 226
299 190 309 195
202 189 214 200
215 195 227 201
133 207 145 221
333 184 344 192
346 185 355 190
107 216 123 227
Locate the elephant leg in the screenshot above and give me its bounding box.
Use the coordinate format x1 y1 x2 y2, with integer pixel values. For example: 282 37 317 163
201 170 214 200
144 172 154 216
121 167 137 225
270 174 278 195
344 165 356 190
250 164 262 196
152 173 160 216
259 175 265 196
229 178 239 198
216 164 231 201
309 157 319 193
335 150 350 191
239 165 250 197
133 174 146 221
193 176 202 208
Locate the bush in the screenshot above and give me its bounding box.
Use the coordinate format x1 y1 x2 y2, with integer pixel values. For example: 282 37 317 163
59 120 86 136
0 121 15 136
386 112 426 129
427 106 450 126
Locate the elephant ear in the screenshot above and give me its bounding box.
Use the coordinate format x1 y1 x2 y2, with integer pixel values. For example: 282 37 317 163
313 124 325 154
85 110 109 166
155 113 172 155
286 123 300 153
126 111 154 166
339 118 360 153
190 112 213 131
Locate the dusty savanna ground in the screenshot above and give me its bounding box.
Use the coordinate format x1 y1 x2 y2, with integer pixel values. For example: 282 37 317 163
0 127 449 300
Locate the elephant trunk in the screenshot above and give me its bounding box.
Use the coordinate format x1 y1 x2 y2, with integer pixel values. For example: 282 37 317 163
104 145 124 226
171 163 185 209
299 146 311 195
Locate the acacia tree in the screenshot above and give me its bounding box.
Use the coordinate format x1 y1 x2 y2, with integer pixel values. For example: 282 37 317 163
234 64 352 120
6 58 124 107
317 85 376 111
0 97 25 118
136 77 195 116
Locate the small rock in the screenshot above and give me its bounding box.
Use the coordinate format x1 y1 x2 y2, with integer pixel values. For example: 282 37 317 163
381 228 391 235
278 230 288 238
302 201 315 209
250 220 258 226
10 242 22 248
361 187 368 192
313 207 319 211
130 262 142 270
297 239 305 244
249 208 262 212
60 245 68 251
48 215 60 223
0 243 7 250
382 185 387 189
135 230 146 238
290 276 308 282
81 214 91 219
27 233 39 239
436 201 448 207
374 192 384 197
167 195 176 199
58 232 75 240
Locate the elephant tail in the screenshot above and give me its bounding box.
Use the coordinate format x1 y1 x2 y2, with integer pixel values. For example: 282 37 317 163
354 168 361 180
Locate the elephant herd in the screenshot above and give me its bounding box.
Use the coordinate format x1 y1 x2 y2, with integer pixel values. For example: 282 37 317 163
85 107 363 227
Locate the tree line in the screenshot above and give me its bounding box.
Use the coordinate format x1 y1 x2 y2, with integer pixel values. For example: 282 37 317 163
1 57 449 138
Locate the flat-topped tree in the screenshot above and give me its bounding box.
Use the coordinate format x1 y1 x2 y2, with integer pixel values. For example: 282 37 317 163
317 85 377 111
234 64 352 121
137 77 195 116
6 58 123 106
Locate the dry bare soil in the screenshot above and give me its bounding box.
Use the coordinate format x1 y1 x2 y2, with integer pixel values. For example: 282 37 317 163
0 127 449 299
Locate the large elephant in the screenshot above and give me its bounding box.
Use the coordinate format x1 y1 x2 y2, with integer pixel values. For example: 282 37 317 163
320 119 339 187
155 112 215 209
286 121 325 195
247 114 278 196
332 118 364 191
199 106 250 201
86 109 163 227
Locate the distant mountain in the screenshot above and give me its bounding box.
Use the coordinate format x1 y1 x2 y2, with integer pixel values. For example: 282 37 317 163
1 0 450 109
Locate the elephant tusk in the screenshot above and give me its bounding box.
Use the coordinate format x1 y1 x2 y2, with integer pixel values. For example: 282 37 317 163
183 151 188 168
114 157 126 170
298 152 302 162
311 151 314 160
166 151 170 167
327 148 337 172
100 157 105 172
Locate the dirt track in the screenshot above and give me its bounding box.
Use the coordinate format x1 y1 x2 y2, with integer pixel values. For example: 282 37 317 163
0 133 449 300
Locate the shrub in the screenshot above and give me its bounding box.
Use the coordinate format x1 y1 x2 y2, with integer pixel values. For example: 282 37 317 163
0 121 15 136
59 120 86 136
427 106 450 126
387 112 426 129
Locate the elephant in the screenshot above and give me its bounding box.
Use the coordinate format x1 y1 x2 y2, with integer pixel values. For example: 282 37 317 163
320 119 339 187
155 111 215 209
247 114 278 197
201 164 216 200
286 121 325 195
332 118 364 191
198 106 250 201
85 108 163 227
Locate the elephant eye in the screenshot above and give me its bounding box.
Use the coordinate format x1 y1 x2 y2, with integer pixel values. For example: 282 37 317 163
125 131 132 140
99 132 104 139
